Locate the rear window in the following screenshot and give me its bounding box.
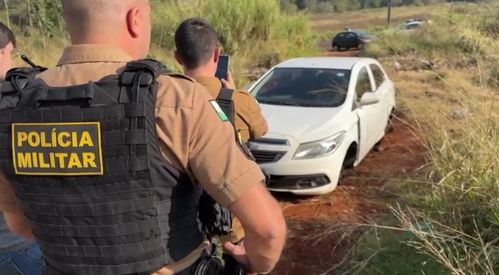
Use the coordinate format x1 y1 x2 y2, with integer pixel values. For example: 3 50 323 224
251 68 351 108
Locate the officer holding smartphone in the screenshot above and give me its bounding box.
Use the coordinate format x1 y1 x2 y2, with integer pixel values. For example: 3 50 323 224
174 18 269 145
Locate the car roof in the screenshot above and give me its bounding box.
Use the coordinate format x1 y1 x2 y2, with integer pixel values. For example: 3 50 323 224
275 57 377 70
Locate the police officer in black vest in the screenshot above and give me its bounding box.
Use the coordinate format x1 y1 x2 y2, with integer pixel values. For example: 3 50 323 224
0 1 286 274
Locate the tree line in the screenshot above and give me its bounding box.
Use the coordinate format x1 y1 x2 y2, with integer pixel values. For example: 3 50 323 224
280 0 488 12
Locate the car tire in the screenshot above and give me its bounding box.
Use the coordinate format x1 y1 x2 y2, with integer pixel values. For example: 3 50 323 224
375 110 395 152
332 44 339 51
358 43 364 50
373 139 386 152
385 109 395 134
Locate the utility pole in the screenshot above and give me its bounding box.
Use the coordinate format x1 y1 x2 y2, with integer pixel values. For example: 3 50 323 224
387 0 392 27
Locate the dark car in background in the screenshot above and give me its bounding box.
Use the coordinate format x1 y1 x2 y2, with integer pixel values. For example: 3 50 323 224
331 30 372 51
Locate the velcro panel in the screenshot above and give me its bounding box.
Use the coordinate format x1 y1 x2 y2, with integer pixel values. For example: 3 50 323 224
82 107 104 121
124 103 146 117
27 208 158 226
124 130 147 145
26 109 43 122
102 131 123 146
0 110 12 123
18 189 155 205
103 104 124 119
105 158 148 173
39 238 164 258
60 107 82 121
11 110 27 122
30 218 161 238
102 131 146 146
120 72 154 87
41 108 62 121
21 196 156 217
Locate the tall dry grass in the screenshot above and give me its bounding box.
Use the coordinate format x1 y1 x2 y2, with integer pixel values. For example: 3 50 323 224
1 0 318 82
337 2 499 274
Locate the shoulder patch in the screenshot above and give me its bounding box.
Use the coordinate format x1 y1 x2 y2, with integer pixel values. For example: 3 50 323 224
209 100 229 122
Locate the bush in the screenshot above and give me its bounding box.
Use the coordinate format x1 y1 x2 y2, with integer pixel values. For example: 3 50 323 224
0 0 317 78
364 8 496 62
151 0 309 54
150 0 315 75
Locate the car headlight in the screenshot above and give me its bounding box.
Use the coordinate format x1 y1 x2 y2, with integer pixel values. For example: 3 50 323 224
293 132 345 160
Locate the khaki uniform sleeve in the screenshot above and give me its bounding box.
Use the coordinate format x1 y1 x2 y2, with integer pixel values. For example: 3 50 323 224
0 172 19 213
245 93 268 139
188 84 265 207
189 83 264 206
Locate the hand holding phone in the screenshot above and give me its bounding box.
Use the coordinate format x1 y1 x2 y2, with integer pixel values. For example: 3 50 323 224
216 54 230 80
221 71 236 90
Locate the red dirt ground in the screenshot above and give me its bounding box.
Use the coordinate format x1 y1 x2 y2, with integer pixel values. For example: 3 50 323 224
270 118 427 275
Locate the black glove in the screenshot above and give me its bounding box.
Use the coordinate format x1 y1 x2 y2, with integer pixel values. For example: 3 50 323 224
198 192 233 237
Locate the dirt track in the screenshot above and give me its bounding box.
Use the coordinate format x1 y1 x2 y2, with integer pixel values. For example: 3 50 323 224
270 118 426 275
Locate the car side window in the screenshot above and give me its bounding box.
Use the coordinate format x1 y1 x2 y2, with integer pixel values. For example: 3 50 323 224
355 67 373 100
370 64 386 89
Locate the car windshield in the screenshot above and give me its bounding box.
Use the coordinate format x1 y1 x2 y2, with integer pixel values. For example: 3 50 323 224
252 68 351 108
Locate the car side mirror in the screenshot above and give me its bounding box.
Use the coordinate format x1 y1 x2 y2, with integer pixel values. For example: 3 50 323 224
359 92 379 106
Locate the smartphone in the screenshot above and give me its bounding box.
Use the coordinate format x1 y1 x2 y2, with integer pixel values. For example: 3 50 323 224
215 54 230 80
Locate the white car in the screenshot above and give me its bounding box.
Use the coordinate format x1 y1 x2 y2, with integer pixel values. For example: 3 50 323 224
248 57 396 195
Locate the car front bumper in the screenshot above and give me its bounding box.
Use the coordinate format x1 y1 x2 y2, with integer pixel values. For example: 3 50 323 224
252 141 347 195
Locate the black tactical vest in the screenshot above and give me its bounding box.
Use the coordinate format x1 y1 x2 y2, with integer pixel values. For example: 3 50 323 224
0 60 204 275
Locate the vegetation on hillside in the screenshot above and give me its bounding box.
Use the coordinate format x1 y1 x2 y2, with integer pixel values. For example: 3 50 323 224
148 0 317 77
281 0 493 13
338 2 499 274
0 0 318 84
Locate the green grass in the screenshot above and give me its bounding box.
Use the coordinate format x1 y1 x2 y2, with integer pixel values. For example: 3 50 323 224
313 2 499 274
2 0 319 86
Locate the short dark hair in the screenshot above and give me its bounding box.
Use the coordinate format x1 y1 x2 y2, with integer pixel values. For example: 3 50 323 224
175 18 219 69
0 22 15 49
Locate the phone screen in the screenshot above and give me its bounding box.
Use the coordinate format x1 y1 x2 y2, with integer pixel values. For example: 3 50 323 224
215 55 230 80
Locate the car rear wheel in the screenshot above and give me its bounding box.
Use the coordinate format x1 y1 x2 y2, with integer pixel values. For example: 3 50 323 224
375 110 395 152
385 109 395 134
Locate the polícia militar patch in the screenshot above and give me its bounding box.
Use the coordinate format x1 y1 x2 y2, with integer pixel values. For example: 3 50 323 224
11 122 104 176
209 100 229 122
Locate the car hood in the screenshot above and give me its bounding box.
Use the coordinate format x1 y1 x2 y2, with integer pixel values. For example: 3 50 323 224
260 104 346 143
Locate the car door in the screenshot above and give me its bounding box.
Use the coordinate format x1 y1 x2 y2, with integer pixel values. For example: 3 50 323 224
353 65 383 162
369 63 395 141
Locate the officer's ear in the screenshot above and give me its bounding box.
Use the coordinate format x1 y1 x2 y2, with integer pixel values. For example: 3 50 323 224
174 51 184 66
213 47 221 64
126 7 142 38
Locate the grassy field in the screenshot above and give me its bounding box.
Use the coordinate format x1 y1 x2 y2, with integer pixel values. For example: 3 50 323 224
310 5 435 33
1 0 320 87
313 2 499 274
